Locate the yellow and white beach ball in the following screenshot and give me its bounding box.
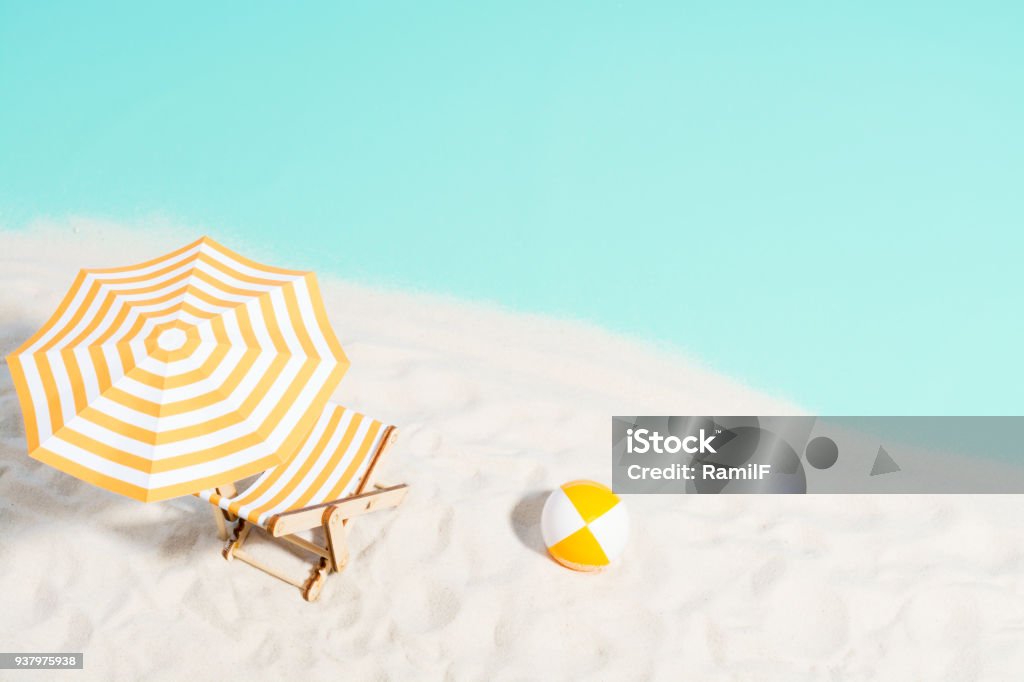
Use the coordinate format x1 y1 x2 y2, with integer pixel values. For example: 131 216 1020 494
541 480 629 572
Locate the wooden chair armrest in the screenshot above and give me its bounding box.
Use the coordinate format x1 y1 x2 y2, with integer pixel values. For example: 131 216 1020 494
267 484 409 537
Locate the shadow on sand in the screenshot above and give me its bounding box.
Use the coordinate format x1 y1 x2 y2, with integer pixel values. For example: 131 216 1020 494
509 489 551 558
1 341 217 559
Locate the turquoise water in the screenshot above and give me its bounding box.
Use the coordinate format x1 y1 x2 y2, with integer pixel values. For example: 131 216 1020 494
1 2 1022 414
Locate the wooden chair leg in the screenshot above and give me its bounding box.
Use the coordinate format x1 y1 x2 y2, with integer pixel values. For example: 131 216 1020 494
223 519 251 560
303 557 329 602
323 507 349 573
213 483 406 602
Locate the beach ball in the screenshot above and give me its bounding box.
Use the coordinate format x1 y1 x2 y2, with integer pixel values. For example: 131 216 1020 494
541 480 629 572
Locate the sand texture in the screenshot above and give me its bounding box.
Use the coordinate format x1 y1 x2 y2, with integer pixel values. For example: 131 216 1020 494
1 220 1023 681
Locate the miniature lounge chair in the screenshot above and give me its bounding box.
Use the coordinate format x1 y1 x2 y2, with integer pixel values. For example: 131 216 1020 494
198 403 408 601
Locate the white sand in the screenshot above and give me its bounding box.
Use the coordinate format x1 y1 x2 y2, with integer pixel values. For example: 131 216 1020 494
1 218 1023 681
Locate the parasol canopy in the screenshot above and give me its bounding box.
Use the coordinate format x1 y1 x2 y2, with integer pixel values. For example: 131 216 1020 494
5 237 349 501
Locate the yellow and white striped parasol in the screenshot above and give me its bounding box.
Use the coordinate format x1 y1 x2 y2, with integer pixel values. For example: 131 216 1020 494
4 237 349 502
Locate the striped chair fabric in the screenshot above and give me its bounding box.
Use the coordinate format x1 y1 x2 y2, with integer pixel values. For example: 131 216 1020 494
198 403 392 529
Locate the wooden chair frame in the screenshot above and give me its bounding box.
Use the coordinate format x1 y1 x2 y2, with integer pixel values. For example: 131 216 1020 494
211 427 408 601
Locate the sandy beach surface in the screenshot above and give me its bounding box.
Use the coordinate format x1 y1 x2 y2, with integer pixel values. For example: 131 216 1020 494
2 219 1023 681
